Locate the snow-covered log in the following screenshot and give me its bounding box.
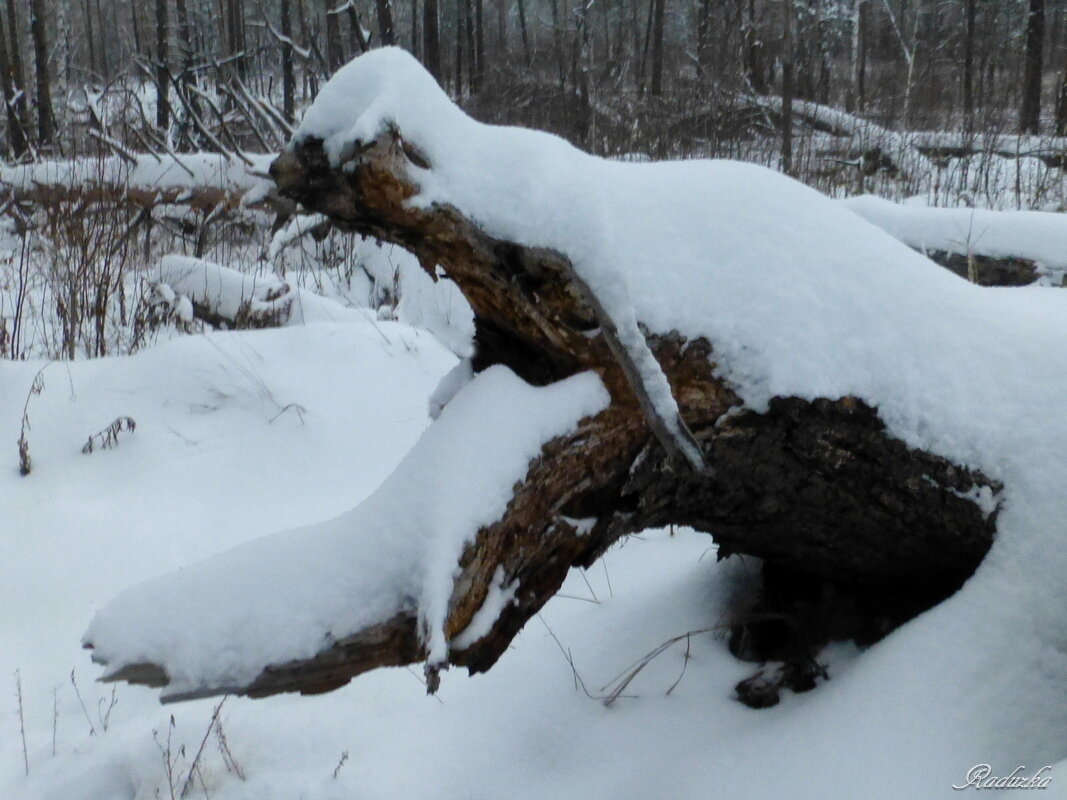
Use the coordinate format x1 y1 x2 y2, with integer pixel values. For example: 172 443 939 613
752 95 936 183
153 255 374 329
0 153 284 214
86 49 1028 704
908 131 1067 166
842 195 1067 286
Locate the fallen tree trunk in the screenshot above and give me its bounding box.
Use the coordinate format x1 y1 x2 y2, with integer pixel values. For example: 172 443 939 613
89 125 999 703
0 153 292 216
841 194 1067 286
83 51 1008 704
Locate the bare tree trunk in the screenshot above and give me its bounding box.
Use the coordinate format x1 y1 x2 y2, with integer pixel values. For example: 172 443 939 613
1056 60 1067 136
495 0 506 56
649 0 666 95
423 0 442 82
1020 0 1045 133
473 0 484 92
847 0 865 112
741 0 764 92
455 0 466 95
29 0 54 147
93 0 109 75
323 0 343 72
0 6 25 158
281 0 295 123
375 0 397 45
348 5 370 54
464 0 476 91
516 0 530 66
226 0 247 79
174 0 193 78
696 0 712 79
411 0 420 59
155 0 170 132
962 0 975 128
83 0 98 76
781 0 794 175
550 0 566 88
4 0 27 152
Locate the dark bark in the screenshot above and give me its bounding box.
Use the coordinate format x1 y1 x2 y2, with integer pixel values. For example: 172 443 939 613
348 5 370 55
516 0 530 66
0 6 26 158
741 0 764 93
473 0 484 92
781 0 794 175
423 0 441 82
281 0 295 123
1020 0 1045 134
854 0 866 111
696 0 712 79
1057 67 1067 137
495 0 506 56
456 0 466 95
375 0 397 46
962 0 975 126
323 0 344 71
411 0 420 59
29 0 53 147
155 0 170 132
225 0 247 79
649 0 666 95
83 0 98 76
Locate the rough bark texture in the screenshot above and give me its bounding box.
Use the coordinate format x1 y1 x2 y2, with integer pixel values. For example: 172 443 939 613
96 127 1000 702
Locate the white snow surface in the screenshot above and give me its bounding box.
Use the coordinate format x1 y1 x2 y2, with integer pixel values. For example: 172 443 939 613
843 193 1067 278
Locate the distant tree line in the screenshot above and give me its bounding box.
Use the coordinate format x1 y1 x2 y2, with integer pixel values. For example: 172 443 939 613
1 0 1066 160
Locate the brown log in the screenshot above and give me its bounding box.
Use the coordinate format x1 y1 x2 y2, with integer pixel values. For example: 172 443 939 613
94 128 1000 702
